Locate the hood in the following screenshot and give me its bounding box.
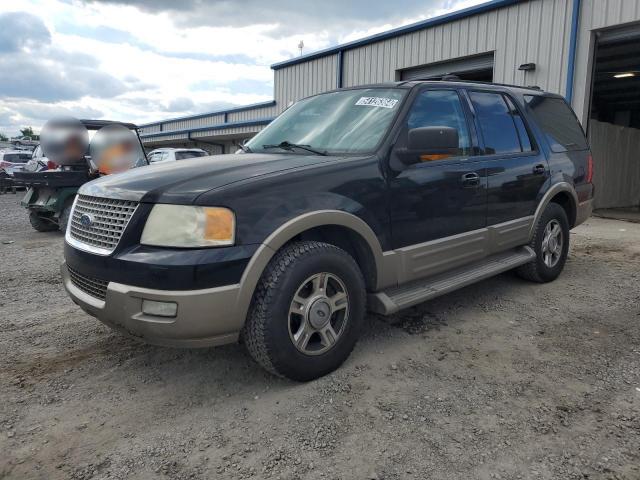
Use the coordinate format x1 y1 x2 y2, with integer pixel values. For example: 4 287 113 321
79 153 335 203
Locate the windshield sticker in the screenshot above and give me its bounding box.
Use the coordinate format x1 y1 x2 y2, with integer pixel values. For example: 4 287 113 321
355 97 399 109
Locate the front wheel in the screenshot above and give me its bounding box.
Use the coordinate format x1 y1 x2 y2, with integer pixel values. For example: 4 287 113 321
243 241 366 381
516 202 570 283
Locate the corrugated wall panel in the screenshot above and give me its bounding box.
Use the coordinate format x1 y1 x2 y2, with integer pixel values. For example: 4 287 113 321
273 54 337 112
339 0 574 92
589 120 640 208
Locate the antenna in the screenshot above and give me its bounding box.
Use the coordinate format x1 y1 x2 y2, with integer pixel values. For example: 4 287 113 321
298 40 304 56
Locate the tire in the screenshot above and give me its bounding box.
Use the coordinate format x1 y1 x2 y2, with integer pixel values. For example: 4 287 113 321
516 202 570 283
58 204 72 234
29 211 57 232
243 241 366 381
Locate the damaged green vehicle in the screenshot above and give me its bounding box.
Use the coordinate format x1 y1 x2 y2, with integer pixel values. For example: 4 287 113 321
14 119 148 232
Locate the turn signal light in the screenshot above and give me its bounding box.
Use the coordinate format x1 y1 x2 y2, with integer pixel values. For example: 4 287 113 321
204 207 235 242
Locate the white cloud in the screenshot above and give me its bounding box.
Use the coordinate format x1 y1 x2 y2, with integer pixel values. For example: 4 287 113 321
0 0 491 136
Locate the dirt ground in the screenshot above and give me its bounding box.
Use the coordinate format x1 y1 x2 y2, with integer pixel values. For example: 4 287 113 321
1 192 639 480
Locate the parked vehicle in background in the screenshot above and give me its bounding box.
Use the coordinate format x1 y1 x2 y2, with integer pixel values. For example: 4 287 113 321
11 136 39 148
15 119 148 233
0 150 33 176
61 81 594 381
147 148 208 163
24 145 57 173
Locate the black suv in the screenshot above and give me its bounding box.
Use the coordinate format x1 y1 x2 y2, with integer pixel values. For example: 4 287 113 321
62 81 593 381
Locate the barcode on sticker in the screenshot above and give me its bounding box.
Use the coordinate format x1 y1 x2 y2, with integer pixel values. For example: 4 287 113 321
355 97 399 108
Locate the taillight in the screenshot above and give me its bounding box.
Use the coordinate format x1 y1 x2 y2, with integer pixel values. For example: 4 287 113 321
586 154 593 183
47 160 57 170
0 161 10 169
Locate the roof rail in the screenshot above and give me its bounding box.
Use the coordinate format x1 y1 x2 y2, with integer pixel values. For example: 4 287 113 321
402 78 545 92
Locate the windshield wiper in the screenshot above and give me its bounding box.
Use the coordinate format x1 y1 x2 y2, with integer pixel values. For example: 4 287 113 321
237 142 252 153
262 141 327 156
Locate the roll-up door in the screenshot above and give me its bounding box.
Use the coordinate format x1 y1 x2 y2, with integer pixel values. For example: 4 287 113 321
400 53 494 81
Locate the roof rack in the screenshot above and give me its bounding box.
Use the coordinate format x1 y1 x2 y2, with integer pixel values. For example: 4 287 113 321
402 77 545 92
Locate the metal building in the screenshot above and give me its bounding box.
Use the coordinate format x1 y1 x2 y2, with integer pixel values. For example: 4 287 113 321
140 0 640 210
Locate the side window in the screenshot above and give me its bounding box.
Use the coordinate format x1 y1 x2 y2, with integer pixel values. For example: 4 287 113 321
504 96 533 152
407 89 472 160
469 91 522 155
524 95 588 152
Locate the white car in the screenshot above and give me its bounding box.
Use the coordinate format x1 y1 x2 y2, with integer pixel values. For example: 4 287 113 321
23 145 56 172
147 148 208 164
0 150 33 176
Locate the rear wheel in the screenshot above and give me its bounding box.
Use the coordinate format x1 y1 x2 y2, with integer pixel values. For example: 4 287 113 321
516 202 570 283
29 211 58 232
243 241 366 381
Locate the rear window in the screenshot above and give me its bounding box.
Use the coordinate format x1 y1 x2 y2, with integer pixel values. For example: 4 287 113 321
524 95 588 152
3 153 30 163
175 151 207 160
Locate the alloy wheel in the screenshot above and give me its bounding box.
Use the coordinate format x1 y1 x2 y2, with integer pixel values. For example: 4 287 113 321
541 219 563 268
288 272 349 355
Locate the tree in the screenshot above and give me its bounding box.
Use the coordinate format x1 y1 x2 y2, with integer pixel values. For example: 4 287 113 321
20 126 35 138
0 133 7 141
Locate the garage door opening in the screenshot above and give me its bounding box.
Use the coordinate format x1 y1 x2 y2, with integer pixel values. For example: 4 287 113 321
589 25 640 214
400 53 494 82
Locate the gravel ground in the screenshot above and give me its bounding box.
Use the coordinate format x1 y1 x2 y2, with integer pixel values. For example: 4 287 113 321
1 191 639 480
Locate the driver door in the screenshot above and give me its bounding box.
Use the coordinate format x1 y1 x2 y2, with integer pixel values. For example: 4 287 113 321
388 88 488 282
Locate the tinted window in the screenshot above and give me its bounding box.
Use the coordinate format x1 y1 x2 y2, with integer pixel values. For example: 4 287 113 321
175 151 207 160
504 96 533 152
524 95 588 152
407 89 472 157
4 154 29 163
469 91 521 155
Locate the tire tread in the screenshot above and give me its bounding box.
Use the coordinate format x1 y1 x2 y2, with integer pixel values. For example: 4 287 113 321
243 241 364 379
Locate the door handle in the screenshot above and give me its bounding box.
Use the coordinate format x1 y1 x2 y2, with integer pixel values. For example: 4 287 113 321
461 172 480 188
533 164 546 175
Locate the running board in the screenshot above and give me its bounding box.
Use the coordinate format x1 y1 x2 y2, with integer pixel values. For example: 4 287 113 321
368 246 535 315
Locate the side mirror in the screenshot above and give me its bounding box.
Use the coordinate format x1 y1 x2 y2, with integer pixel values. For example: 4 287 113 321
402 126 459 165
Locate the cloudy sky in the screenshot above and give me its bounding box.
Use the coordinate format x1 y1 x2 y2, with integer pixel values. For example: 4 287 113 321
0 0 488 136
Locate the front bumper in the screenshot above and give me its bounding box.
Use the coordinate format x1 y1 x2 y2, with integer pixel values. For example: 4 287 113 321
61 262 244 347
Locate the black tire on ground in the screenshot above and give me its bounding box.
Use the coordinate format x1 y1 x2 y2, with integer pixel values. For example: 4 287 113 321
58 204 73 234
243 241 366 381
29 211 58 232
516 202 570 283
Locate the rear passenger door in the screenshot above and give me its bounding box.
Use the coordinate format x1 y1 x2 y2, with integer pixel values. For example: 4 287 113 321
465 90 548 235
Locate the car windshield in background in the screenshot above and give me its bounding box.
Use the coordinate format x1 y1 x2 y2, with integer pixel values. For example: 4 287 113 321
176 151 207 160
245 88 406 155
4 154 31 163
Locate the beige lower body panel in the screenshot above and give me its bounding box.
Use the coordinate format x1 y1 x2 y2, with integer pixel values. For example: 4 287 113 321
392 217 533 284
61 263 244 348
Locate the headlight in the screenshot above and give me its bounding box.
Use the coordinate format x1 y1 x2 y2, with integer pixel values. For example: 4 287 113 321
141 205 235 247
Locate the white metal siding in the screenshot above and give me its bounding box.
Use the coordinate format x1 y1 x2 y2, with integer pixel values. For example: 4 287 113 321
273 54 337 112
340 0 574 95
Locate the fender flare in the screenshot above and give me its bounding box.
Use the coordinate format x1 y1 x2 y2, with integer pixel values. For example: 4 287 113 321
233 210 389 327
529 182 578 239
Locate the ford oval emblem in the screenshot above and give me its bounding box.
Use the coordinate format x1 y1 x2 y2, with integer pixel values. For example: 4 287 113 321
79 213 94 227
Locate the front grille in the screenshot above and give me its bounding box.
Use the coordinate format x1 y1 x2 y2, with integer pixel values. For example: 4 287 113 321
69 195 138 253
68 266 108 300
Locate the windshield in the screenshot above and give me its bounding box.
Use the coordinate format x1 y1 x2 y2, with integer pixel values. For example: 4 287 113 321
246 88 406 155
176 151 207 160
